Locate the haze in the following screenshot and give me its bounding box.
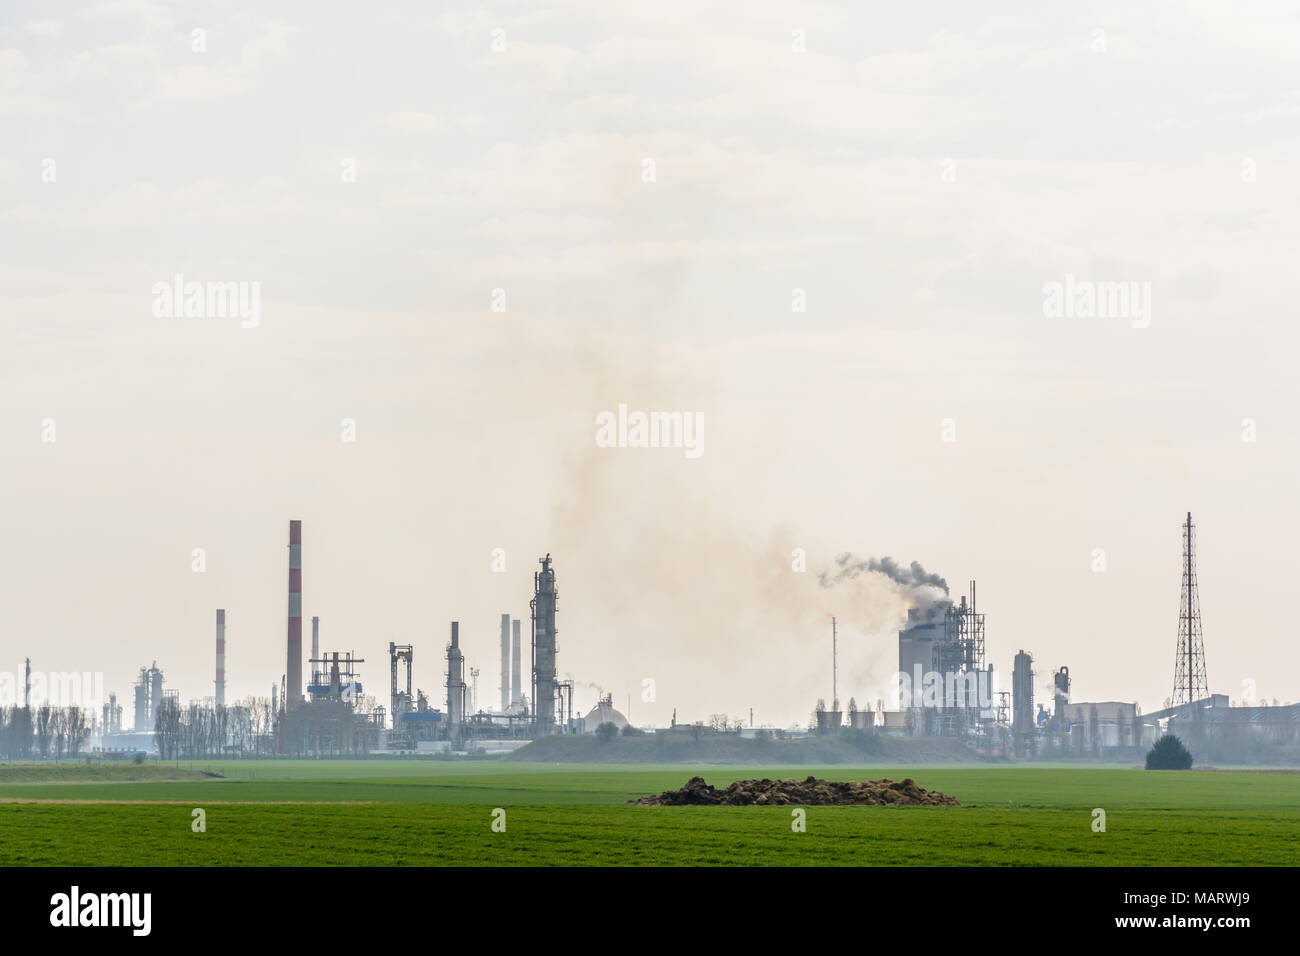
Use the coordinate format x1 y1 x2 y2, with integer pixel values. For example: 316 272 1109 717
2 1 1298 725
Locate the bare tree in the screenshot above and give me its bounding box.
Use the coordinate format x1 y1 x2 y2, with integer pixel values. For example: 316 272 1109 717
4 706 33 759
34 705 53 758
65 707 88 758
155 697 182 760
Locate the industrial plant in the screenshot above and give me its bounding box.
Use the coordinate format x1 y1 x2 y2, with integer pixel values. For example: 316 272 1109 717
78 522 589 758
812 512 1297 761
6 511 1289 764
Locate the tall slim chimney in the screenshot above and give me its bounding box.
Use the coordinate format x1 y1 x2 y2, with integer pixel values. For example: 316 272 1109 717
530 555 558 734
287 519 302 709
500 613 511 712
510 619 522 706
447 621 464 731
311 616 320 683
215 609 226 707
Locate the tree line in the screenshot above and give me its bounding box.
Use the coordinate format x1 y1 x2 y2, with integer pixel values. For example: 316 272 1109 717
0 706 89 759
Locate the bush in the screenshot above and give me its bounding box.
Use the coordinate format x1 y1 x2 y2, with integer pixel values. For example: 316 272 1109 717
1146 734 1193 770
595 722 618 742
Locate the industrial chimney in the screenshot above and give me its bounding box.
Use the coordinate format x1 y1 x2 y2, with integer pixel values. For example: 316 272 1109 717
510 619 521 707
287 520 302 710
215 609 226 708
447 621 465 732
311 616 320 684
499 613 510 713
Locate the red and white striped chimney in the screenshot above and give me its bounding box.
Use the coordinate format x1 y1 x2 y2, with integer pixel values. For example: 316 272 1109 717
215 608 226 707
287 520 302 709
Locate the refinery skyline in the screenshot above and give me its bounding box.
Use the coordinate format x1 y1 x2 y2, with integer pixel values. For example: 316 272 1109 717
4 2 1298 726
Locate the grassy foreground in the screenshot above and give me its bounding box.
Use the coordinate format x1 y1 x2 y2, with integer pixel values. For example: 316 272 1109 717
0 761 1296 866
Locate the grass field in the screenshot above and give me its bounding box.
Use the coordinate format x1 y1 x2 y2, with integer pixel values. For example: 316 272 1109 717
0 760 1296 866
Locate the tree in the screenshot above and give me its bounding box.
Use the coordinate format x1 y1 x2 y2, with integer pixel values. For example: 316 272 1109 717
595 721 618 742
9 707 32 759
65 707 88 758
50 708 68 761
155 697 182 760
34 705 53 758
1146 734 1193 770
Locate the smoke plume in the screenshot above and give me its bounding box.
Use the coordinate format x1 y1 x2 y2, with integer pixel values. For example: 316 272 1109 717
819 554 949 606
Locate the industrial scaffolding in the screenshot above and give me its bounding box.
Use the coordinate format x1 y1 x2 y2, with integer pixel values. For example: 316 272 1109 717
931 582 988 737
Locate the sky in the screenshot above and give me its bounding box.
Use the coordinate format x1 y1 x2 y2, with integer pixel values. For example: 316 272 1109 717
2 0 1298 727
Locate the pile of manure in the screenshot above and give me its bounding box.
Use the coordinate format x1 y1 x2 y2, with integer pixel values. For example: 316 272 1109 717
628 775 960 807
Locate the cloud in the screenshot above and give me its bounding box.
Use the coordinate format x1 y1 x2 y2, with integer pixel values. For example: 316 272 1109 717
384 111 442 134
25 20 64 37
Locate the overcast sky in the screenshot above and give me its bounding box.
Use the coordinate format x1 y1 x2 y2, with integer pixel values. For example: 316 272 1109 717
2 0 1297 726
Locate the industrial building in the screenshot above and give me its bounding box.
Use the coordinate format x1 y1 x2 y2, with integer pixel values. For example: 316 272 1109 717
68 510 1294 764
820 513 1296 761
862 582 1002 747
583 694 629 733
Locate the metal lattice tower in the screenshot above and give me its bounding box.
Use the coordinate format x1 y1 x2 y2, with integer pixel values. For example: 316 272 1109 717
1171 512 1209 708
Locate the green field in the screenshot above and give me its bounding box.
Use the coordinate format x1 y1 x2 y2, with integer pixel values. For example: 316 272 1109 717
1 760 1296 866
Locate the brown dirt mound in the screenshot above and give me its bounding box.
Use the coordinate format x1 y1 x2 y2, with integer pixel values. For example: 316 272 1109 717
628 775 960 807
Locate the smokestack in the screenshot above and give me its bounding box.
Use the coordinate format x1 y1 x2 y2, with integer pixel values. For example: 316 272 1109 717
500 614 510 712
287 519 302 710
447 621 464 731
215 609 226 708
311 616 320 683
511 619 522 706
149 662 163 722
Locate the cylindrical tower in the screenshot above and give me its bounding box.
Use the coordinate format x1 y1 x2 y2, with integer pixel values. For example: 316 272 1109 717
149 663 164 722
530 555 558 734
133 669 149 731
311 616 320 681
287 519 302 710
215 609 226 707
510 619 522 706
1012 650 1035 756
447 621 465 731
500 613 510 713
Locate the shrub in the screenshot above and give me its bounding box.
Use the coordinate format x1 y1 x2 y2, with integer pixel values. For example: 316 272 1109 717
1146 734 1193 770
595 722 618 742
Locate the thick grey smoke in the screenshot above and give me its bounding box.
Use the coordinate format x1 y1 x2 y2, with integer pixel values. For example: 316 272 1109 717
818 554 949 595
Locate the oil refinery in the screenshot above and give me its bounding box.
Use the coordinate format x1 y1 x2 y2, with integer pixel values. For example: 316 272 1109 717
66 512 1296 761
